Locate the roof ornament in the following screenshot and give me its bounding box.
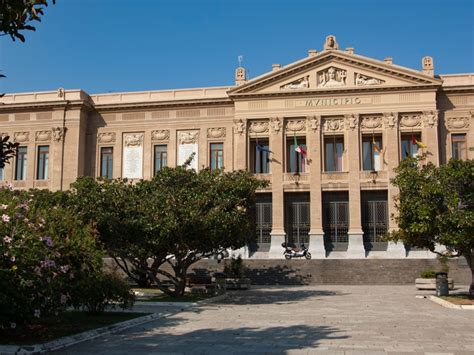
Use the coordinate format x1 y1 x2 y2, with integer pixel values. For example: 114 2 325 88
323 35 339 51
422 56 434 76
235 55 247 86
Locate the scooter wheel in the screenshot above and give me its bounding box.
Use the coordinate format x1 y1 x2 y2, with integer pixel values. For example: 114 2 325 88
285 254 292 260
305 252 312 260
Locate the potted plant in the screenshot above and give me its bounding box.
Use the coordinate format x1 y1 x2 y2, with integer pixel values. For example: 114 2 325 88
224 256 251 290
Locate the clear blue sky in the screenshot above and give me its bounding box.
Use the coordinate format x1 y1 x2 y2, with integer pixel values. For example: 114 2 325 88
1 0 473 94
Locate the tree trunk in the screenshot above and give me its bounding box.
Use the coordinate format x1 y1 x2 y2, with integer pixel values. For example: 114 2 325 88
463 251 474 297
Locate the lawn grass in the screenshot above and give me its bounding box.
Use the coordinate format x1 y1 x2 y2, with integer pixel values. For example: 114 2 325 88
0 311 148 345
440 294 474 305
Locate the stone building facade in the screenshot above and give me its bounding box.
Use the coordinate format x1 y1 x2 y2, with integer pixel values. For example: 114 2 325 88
1 36 472 259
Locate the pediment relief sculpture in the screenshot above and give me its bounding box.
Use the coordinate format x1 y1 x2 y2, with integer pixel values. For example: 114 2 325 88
318 67 347 88
35 131 51 142
323 118 344 132
124 133 144 147
281 76 310 90
207 127 226 139
423 111 438 127
249 121 269 134
270 117 282 133
98 132 116 144
286 119 306 132
345 114 359 130
151 130 170 141
307 116 320 131
446 117 470 130
355 73 385 86
52 127 66 142
360 115 383 129
233 119 246 135
14 132 29 143
383 112 397 129
400 114 422 128
178 130 199 144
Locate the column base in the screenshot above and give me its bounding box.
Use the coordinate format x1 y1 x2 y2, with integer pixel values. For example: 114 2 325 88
386 241 407 258
308 231 326 259
268 231 286 259
346 232 366 259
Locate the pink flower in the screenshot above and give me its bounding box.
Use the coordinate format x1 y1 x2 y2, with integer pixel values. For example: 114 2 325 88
60 265 70 273
3 236 12 243
6 182 13 190
2 214 10 223
0 204 8 210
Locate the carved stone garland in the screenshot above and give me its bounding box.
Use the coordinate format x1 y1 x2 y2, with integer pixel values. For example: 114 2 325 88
35 131 52 142
249 121 269 135
399 114 422 128
323 118 344 132
446 117 470 130
123 133 144 147
14 132 29 143
98 132 116 144
285 119 306 132
207 127 226 139
151 130 170 142
178 131 199 144
360 115 383 130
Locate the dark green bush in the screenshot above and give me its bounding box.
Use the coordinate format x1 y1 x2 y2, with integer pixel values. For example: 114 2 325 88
420 268 437 278
224 256 247 279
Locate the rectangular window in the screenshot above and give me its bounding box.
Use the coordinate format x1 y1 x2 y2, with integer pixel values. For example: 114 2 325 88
154 145 168 174
36 145 49 180
362 136 382 171
15 146 27 181
452 134 467 160
287 137 306 173
210 143 224 170
249 139 270 174
401 134 420 159
100 147 113 179
324 136 344 172
0 167 4 181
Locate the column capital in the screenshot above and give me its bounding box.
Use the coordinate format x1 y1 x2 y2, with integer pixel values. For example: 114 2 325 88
270 116 283 134
422 110 439 128
306 115 321 131
233 118 247 135
344 113 359 131
383 112 398 129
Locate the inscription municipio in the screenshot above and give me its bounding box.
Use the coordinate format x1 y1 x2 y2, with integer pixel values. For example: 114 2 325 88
296 97 362 107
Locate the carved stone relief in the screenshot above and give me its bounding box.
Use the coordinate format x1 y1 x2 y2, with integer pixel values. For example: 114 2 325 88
285 119 306 132
151 130 170 141
383 112 397 129
124 133 144 147
307 116 320 131
323 118 344 132
249 121 269 134
207 127 226 139
318 67 347 87
281 76 310 89
446 117 470 130
355 73 385 86
178 130 199 144
345 114 359 130
399 114 422 128
360 115 383 130
423 111 438 127
233 119 246 135
98 132 116 144
323 35 339 50
35 131 51 142
52 127 66 142
270 117 282 133
14 132 29 143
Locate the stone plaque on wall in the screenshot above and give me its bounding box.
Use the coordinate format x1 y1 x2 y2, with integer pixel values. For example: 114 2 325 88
178 130 199 170
122 133 144 179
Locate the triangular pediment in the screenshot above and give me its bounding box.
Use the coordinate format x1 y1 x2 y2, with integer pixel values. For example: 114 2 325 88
228 50 441 97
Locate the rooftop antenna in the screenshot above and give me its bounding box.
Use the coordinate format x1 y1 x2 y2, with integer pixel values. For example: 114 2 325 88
238 55 243 68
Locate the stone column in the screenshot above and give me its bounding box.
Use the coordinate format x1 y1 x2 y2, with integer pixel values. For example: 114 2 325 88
345 114 365 258
307 115 325 258
268 117 286 258
384 112 406 257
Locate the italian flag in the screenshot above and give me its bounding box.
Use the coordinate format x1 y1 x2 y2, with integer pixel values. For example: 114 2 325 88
294 135 307 156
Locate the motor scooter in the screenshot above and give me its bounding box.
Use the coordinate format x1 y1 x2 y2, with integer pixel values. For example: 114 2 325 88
282 242 311 260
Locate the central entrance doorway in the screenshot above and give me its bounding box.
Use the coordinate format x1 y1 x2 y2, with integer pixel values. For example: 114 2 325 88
284 192 310 247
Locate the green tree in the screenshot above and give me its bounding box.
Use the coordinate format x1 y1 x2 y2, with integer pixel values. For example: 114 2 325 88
0 0 55 42
389 156 474 295
70 166 267 297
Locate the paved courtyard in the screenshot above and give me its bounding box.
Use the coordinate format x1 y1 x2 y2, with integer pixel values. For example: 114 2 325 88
58 285 473 354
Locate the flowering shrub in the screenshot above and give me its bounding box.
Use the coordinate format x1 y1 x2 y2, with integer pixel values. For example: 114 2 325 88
0 185 109 328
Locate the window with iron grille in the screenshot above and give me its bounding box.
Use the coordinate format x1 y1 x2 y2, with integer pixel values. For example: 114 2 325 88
15 146 27 181
36 145 49 180
255 202 272 244
361 191 388 250
285 193 310 246
323 192 349 246
154 145 168 174
451 134 467 160
100 147 113 179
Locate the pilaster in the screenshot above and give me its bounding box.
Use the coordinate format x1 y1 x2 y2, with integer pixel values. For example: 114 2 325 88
233 119 247 170
422 110 440 165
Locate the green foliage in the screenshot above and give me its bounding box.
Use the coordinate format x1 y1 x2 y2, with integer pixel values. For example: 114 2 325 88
420 268 437 279
0 135 19 169
70 272 135 314
224 256 247 279
389 156 474 294
0 0 56 42
70 167 267 296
